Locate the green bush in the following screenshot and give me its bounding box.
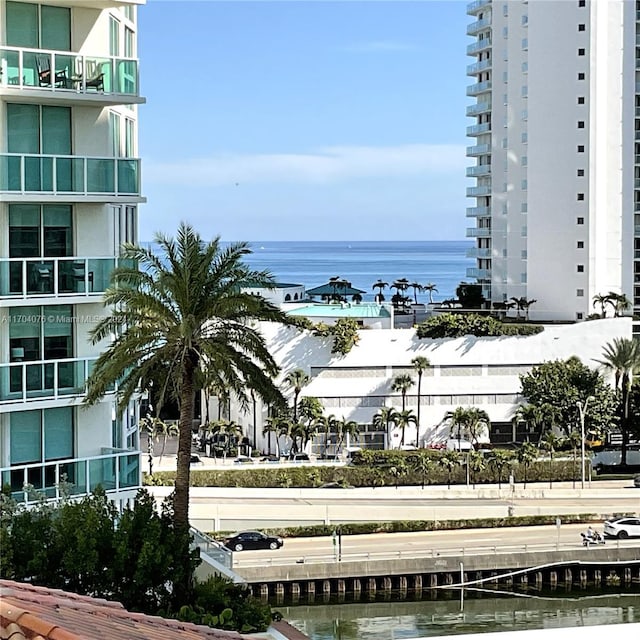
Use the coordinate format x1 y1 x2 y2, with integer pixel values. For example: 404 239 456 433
416 313 543 339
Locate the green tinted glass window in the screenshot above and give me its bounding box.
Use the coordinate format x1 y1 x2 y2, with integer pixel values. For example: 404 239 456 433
44 407 73 460
10 410 42 464
6 1 38 47
42 106 71 155
7 104 39 153
40 5 71 51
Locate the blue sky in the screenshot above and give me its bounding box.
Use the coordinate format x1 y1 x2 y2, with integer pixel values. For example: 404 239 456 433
139 1 471 241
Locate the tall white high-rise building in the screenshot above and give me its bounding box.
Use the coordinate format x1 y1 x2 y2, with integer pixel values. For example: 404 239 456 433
0 0 145 504
466 0 638 321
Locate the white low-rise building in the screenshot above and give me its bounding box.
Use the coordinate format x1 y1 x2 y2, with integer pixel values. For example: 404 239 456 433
211 317 630 455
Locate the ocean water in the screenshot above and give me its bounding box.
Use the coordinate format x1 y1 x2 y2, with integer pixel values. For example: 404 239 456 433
241 240 473 303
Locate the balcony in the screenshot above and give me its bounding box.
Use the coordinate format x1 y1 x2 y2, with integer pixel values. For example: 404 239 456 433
466 227 492 238
0 154 142 201
467 267 492 279
1 450 140 504
467 185 492 197
467 80 492 96
467 59 492 76
466 101 492 116
467 39 492 55
0 46 143 106
466 205 491 217
467 143 491 156
467 18 492 36
467 0 491 16
466 164 492 177
467 122 491 136
467 247 492 258
0 357 101 403
0 257 121 300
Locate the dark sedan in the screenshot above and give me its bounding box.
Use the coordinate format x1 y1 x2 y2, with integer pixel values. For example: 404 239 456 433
224 530 284 552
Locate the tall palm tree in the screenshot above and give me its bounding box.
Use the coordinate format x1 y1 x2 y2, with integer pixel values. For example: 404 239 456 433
566 430 582 489
315 413 339 458
391 373 413 413
521 298 537 321
467 450 486 489
262 416 283 457
539 431 561 488
373 407 400 449
595 337 640 465
516 441 538 489
465 407 490 445
409 281 424 304
439 450 460 489
372 279 388 303
488 449 511 489
514 403 544 442
423 282 438 304
84 223 287 531
411 356 431 445
444 406 470 450
592 293 608 317
411 451 433 489
395 409 418 447
335 418 359 454
284 368 310 423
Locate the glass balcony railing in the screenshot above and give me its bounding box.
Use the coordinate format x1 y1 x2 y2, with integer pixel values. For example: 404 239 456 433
467 123 491 136
467 267 492 279
466 227 492 238
466 164 492 177
467 247 492 258
0 46 139 96
0 257 119 298
467 0 491 16
466 101 492 116
0 154 140 196
467 17 492 35
466 143 491 156
467 80 492 96
467 39 492 55
466 185 492 197
466 206 491 217
1 450 140 504
0 357 100 403
467 59 492 75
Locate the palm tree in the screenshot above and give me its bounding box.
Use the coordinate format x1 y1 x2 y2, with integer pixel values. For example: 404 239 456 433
467 450 486 489
539 431 561 488
614 293 631 317
315 413 339 458
510 296 524 319
423 282 438 304
444 407 470 450
388 459 409 489
595 337 640 465
566 430 582 489
373 407 400 449
411 451 433 489
439 450 460 489
84 223 287 532
411 356 431 445
335 419 359 454
395 409 418 447
465 408 490 446
489 449 511 489
372 279 388 303
514 404 544 443
592 293 608 317
521 298 537 321
263 416 284 457
409 281 424 304
516 441 538 489
284 368 310 423
391 374 413 413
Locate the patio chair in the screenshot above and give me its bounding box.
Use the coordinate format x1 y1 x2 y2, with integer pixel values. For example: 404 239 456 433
36 55 68 88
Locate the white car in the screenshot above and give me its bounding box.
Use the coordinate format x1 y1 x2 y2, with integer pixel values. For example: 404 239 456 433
603 516 640 539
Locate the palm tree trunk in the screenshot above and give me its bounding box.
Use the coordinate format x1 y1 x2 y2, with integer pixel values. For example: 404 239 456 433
416 375 422 446
621 386 630 466
174 356 196 530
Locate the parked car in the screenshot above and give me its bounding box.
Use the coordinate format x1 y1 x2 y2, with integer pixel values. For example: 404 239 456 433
223 531 284 552
603 516 640 539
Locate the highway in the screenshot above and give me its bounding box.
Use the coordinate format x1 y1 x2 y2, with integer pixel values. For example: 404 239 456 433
228 523 640 568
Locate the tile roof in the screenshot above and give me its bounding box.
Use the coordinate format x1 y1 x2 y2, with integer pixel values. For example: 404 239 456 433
0 580 246 640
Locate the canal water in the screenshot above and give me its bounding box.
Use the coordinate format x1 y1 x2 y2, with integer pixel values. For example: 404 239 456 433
279 589 640 639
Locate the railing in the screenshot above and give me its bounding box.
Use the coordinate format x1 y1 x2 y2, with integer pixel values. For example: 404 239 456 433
467 267 492 279
466 227 492 238
190 527 234 570
467 123 491 136
466 101 492 116
466 185 492 197
467 80 492 96
467 59 492 75
0 357 102 403
466 164 492 177
467 39 492 55
467 17 492 35
0 257 121 298
0 153 140 196
0 46 139 96
466 143 491 155
1 450 140 504
467 247 492 258
467 0 491 15
466 206 491 217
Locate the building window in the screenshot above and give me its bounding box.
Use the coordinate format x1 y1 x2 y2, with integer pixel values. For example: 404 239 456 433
521 86 528 98
578 24 586 31
578 0 586 6
521 202 528 213
521 273 527 284
578 96 585 104
522 62 528 73
578 48 585 56
521 250 527 259
5 2 70 50
522 38 528 50
577 289 584 297
577 240 584 248
578 121 585 129
521 226 527 237
577 217 585 224
521 132 528 143
577 193 585 201
521 156 527 166
10 408 74 466
577 145 585 152
577 264 584 272
577 169 585 176
577 312 584 320
521 180 527 190
578 72 585 80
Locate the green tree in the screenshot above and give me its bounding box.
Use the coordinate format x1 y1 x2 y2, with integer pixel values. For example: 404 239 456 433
394 409 418 447
411 356 431 445
539 431 561 488
391 374 414 414
514 404 545 443
298 396 323 449
372 279 388 303
489 450 511 489
566 430 582 489
444 407 470 449
409 281 424 304
315 413 339 458
516 441 538 489
335 418 360 455
85 224 288 532
388 459 409 489
592 293 608 317
594 337 640 466
141 416 179 461
438 450 460 489
520 357 617 437
284 368 310 423
262 415 286 457
411 451 433 489
467 450 486 489
423 282 438 304
331 317 360 355
373 407 400 450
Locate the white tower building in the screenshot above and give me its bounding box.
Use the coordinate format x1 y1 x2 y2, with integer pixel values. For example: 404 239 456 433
0 0 145 504
466 0 638 322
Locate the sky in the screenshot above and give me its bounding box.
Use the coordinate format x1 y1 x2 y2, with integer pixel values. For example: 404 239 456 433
138 0 471 242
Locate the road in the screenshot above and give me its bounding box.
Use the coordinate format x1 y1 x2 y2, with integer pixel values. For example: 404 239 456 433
229 523 640 567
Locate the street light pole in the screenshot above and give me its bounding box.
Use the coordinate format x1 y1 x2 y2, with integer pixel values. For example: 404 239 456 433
576 396 594 489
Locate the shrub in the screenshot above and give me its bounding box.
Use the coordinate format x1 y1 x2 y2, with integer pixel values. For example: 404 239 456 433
416 313 543 339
